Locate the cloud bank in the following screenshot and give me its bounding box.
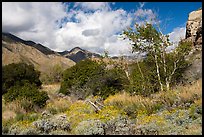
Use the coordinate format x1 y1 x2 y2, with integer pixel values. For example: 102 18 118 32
2 2 185 56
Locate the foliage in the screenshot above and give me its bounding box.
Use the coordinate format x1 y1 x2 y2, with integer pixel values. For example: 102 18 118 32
60 59 105 95
4 83 49 109
135 107 202 135
15 112 39 123
2 63 42 95
128 60 159 96
40 64 64 84
123 22 192 91
86 67 129 99
60 59 129 99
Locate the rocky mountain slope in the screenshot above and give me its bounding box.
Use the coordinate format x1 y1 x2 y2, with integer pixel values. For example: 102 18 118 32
2 33 75 78
183 8 202 83
58 47 101 63
2 32 57 55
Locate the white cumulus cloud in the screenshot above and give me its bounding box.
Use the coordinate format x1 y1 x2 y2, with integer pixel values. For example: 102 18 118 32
169 27 186 43
166 27 186 52
54 8 133 55
3 2 179 57
74 2 111 11
2 2 67 49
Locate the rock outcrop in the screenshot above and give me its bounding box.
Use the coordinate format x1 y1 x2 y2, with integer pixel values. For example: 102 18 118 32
183 8 202 83
185 8 202 50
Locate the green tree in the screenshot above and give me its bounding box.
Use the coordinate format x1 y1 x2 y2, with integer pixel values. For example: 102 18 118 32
123 23 192 91
59 59 129 99
4 83 49 109
2 63 42 95
59 59 105 96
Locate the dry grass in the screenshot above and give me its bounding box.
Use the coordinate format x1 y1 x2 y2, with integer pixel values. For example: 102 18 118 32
2 98 26 123
104 79 202 116
3 99 27 114
104 92 160 116
176 79 202 104
42 83 61 93
46 97 73 114
41 83 61 100
2 110 16 121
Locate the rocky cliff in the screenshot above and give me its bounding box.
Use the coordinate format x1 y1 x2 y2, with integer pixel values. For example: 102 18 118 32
185 8 202 50
183 8 202 83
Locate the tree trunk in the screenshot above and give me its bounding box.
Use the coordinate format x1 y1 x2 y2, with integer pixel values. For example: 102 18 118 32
136 59 146 91
154 53 164 91
161 46 168 91
166 81 170 91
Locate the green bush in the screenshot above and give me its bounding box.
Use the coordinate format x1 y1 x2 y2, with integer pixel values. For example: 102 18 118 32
128 59 159 96
59 59 129 99
4 83 49 109
60 59 105 95
2 63 42 95
86 67 129 99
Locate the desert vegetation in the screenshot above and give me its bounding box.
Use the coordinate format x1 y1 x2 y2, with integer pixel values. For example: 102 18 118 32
2 77 202 135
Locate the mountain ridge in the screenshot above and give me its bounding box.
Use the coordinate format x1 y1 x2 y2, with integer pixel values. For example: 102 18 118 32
58 47 102 63
2 32 58 55
2 32 76 83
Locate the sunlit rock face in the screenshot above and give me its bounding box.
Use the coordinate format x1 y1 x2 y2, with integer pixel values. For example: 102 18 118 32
182 8 202 84
185 8 202 49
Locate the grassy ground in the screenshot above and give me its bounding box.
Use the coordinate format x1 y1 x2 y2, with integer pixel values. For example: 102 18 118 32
2 79 202 135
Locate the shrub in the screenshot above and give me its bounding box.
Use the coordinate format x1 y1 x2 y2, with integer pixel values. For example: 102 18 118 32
2 119 16 135
4 83 49 109
32 114 70 134
152 90 179 107
9 120 32 135
86 67 129 99
97 106 126 122
73 120 106 135
177 79 202 105
60 59 129 99
105 115 136 135
2 63 42 95
60 59 105 95
128 60 159 96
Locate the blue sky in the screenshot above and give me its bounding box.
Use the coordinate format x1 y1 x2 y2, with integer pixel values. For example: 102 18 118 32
66 2 202 34
112 2 202 34
2 2 202 56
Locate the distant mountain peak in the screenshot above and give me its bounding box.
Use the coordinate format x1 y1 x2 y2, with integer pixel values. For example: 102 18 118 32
69 47 86 55
58 47 102 63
